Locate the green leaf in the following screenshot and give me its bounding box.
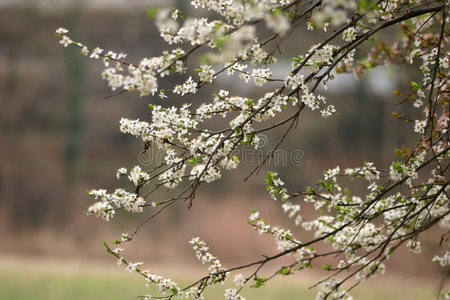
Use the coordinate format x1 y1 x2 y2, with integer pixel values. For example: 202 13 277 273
188 155 201 165
265 172 275 186
213 35 229 51
392 161 403 172
319 180 327 190
358 0 376 12
146 7 160 19
344 187 350 195
199 54 212 64
411 81 422 91
272 8 282 16
253 277 266 288
246 131 255 140
327 181 333 193
322 264 332 271
278 268 293 275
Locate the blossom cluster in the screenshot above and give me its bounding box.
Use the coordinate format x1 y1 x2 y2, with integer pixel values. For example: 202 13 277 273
260 151 449 297
86 188 145 221
55 0 449 299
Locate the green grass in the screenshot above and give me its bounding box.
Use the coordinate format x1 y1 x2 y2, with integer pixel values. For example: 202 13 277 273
0 256 442 299
0 265 145 299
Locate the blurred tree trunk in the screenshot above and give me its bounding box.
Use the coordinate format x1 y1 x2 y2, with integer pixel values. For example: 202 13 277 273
0 44 19 231
64 1 86 187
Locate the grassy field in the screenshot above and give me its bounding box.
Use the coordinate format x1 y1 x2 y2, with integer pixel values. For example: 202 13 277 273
0 255 442 300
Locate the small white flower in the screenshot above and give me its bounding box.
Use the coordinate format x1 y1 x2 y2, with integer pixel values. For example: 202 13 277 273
128 166 150 185
59 35 72 47
112 247 124 254
90 47 103 59
80 46 89 56
233 273 245 287
342 27 356 42
273 178 284 187
414 119 427 134
116 167 127 179
198 65 215 83
406 240 421 254
121 233 129 242
173 76 197 96
56 27 69 34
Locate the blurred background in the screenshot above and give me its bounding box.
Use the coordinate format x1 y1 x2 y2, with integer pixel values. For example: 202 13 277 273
0 0 447 299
